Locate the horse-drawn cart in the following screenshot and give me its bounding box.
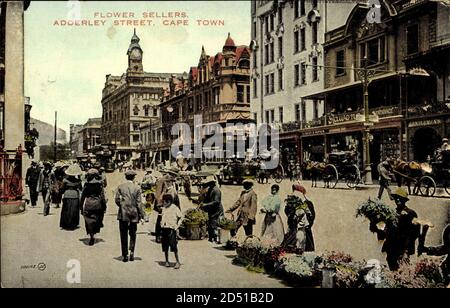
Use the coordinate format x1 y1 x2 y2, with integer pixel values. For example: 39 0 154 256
322 151 361 189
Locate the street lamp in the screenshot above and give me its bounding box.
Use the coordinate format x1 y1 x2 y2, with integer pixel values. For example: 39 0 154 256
356 57 377 185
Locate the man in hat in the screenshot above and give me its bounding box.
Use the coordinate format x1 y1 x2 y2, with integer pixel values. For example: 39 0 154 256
371 187 420 270
227 180 258 237
38 162 53 215
26 161 41 207
377 157 395 200
194 175 223 243
115 170 146 262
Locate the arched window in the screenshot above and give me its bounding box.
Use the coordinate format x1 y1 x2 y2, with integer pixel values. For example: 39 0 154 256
238 59 250 69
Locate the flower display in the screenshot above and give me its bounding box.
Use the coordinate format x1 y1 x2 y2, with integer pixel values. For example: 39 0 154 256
182 208 208 225
356 198 399 226
218 216 238 230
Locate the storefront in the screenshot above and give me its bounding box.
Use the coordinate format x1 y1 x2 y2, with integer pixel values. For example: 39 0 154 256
300 129 327 163
407 117 448 162
279 132 300 166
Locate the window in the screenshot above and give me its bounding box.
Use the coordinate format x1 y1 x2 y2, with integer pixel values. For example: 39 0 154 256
133 123 139 131
153 108 157 117
270 14 274 32
265 75 270 94
270 109 275 123
133 105 139 116
300 28 306 51
246 86 250 103
360 37 386 66
294 64 300 86
312 21 318 45
252 21 257 39
279 107 284 123
301 62 306 85
312 57 318 82
336 50 345 76
253 79 258 98
265 15 269 34
278 36 283 58
300 0 305 16
270 41 274 63
265 110 270 123
294 30 299 53
312 0 318 9
278 68 283 90
265 44 269 65
313 100 319 120
278 6 283 24
295 104 301 122
144 107 149 117
294 0 299 19
301 101 306 123
407 24 419 55
133 135 140 143
237 85 245 102
270 73 275 93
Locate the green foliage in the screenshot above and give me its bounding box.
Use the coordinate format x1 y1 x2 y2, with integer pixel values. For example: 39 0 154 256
182 208 208 225
39 142 71 162
356 198 399 226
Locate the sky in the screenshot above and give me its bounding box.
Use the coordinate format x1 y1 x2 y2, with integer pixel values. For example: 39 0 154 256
24 1 251 140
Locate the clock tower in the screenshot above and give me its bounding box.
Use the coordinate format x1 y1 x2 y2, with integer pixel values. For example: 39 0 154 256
127 29 144 81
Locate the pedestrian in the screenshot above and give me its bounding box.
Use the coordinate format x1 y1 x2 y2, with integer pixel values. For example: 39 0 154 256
60 164 83 231
370 188 421 271
377 157 394 200
260 184 285 245
142 168 156 190
194 175 223 243
115 170 146 262
281 183 312 252
81 169 107 246
38 162 52 215
25 161 41 207
51 162 65 208
160 193 183 269
227 180 258 237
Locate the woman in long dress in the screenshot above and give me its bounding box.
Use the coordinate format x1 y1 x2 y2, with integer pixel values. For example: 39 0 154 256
51 164 65 208
81 169 107 245
60 165 82 230
260 184 285 245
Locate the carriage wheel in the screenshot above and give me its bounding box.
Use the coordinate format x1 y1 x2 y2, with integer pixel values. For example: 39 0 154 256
444 179 450 196
324 164 338 189
418 176 436 197
346 164 361 189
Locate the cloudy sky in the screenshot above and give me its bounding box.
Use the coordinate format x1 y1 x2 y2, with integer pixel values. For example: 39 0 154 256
24 1 251 139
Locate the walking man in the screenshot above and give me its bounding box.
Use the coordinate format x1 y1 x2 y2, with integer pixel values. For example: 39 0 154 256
377 157 394 200
227 180 258 237
38 162 52 215
115 170 146 262
25 161 41 208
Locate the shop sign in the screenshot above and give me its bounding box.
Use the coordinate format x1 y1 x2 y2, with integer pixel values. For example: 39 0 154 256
327 112 358 125
408 119 442 128
372 106 400 118
302 130 326 137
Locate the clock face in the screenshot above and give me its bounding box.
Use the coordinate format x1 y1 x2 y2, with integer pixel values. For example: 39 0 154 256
130 48 141 60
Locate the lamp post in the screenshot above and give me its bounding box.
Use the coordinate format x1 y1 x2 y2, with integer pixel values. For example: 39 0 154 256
356 57 376 185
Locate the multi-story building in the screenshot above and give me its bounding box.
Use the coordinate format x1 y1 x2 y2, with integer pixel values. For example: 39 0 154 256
79 118 102 155
101 30 181 161
69 124 83 157
300 0 450 180
250 0 355 166
150 33 252 163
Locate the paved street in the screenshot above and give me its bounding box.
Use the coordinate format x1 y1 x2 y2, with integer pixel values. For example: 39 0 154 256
1 170 449 288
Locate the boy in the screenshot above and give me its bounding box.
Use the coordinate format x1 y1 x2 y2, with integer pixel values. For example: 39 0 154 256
160 193 183 269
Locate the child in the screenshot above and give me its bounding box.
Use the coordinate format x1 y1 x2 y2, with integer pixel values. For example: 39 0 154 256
160 193 183 269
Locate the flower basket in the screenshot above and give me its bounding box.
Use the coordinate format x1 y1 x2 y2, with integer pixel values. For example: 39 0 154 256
275 253 321 287
356 198 399 227
236 235 262 266
182 208 208 240
218 215 239 230
185 222 203 240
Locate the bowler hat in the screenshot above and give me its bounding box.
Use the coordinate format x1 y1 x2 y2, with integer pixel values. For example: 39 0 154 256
125 170 137 177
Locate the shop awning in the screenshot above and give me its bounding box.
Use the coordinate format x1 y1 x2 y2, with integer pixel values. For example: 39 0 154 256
302 72 400 100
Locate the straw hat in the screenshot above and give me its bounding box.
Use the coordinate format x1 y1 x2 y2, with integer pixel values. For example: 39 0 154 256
65 164 82 176
391 187 409 201
201 175 216 185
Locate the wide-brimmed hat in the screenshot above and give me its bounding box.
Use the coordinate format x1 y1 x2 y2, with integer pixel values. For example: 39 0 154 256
243 179 254 186
65 164 82 176
201 175 216 185
391 187 409 201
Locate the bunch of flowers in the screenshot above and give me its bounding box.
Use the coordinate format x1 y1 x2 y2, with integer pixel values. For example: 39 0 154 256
276 253 321 286
356 198 399 226
182 208 208 225
379 257 445 288
218 216 239 230
235 236 262 266
318 251 364 288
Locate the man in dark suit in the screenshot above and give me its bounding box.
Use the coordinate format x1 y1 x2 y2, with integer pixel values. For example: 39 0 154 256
115 170 145 262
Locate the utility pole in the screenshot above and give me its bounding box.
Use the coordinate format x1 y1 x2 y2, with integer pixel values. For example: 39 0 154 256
54 111 57 162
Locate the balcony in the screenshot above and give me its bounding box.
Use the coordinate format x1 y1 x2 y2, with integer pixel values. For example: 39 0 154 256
407 101 450 117
281 121 301 133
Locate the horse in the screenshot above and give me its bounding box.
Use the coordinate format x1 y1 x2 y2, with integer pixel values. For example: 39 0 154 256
302 160 327 188
392 160 423 195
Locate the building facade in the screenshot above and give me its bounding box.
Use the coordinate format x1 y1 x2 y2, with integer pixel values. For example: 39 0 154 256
250 0 355 166
101 30 181 161
150 33 252 163
69 124 83 157
300 0 449 180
